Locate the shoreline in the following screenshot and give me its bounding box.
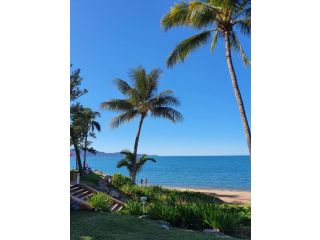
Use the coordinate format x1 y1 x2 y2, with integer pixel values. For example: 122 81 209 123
163 186 251 204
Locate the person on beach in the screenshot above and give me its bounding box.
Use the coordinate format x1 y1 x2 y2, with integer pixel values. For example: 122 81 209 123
140 179 143 186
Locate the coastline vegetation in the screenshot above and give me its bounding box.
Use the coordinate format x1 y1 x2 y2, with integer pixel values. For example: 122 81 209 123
74 172 251 238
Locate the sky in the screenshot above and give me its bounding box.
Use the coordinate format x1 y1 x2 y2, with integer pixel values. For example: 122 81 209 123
71 0 251 156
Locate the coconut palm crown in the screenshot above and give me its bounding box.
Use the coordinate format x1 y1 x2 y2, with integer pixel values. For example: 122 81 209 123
161 0 251 153
117 150 156 180
101 66 183 183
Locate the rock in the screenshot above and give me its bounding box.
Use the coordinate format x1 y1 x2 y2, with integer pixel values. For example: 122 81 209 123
203 228 220 233
157 220 171 227
110 190 120 198
159 224 170 230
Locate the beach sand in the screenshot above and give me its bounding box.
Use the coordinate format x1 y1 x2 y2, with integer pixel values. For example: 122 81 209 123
165 187 251 204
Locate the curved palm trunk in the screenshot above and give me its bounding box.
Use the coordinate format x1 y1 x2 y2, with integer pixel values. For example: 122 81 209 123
224 31 251 154
132 115 145 184
71 127 83 175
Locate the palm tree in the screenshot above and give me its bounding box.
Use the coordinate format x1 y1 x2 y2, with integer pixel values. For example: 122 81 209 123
117 150 156 182
81 108 101 171
161 0 251 153
101 66 183 183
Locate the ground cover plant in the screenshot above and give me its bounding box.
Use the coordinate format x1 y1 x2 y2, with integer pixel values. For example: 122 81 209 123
112 174 250 238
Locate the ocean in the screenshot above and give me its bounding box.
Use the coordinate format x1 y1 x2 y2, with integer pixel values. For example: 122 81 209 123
70 155 250 191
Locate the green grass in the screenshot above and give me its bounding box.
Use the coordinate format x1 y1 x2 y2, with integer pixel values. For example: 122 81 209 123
79 173 104 187
71 211 239 240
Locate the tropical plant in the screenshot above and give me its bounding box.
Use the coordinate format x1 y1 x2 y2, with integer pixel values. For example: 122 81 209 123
70 103 86 175
117 150 156 184
80 108 101 170
88 192 112 212
161 0 251 153
124 200 144 216
101 66 183 183
112 173 133 188
204 208 241 234
70 66 88 175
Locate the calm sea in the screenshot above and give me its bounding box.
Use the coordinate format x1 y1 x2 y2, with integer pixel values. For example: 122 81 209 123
70 155 250 191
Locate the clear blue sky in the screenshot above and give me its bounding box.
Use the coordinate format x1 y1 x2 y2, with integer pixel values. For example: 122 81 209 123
71 0 251 156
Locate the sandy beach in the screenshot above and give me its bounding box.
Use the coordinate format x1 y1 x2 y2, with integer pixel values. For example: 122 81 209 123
166 187 251 204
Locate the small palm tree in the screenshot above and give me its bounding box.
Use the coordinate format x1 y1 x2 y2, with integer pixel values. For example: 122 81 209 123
101 66 183 183
117 150 156 182
161 0 251 153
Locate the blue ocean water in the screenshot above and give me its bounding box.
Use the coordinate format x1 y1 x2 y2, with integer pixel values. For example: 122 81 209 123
70 155 250 190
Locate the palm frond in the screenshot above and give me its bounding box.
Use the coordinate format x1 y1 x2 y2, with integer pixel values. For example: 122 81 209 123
235 19 250 35
188 1 218 28
116 159 131 170
114 79 132 96
110 110 138 128
130 66 148 96
151 107 183 123
147 68 162 98
100 99 133 112
167 30 212 68
120 149 134 159
161 2 191 30
210 30 219 53
230 31 250 65
92 121 101 132
136 155 156 173
149 90 180 107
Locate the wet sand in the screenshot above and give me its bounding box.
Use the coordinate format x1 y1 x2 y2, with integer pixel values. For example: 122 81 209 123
165 187 251 204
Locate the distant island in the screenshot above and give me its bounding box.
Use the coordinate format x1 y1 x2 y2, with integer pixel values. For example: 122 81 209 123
70 149 156 157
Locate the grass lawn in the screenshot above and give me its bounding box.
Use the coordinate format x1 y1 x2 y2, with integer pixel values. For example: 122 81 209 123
71 211 239 240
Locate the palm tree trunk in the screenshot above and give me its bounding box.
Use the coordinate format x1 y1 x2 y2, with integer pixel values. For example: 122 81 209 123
71 127 83 175
224 31 251 154
132 115 145 184
83 132 88 172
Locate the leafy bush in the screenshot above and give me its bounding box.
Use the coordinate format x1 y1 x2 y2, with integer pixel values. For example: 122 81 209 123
112 174 132 188
123 200 144 216
88 192 112 212
204 209 241 235
147 203 205 230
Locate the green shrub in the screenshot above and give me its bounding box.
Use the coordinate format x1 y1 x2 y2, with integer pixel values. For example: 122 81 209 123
123 200 144 216
147 203 179 224
147 203 205 230
112 174 132 188
88 192 112 212
204 209 241 235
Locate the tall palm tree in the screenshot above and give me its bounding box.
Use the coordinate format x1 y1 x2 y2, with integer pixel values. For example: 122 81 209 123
81 108 101 171
101 66 183 183
117 150 156 181
161 0 251 153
